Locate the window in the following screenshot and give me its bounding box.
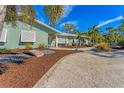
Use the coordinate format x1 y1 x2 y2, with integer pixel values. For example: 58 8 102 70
0 29 7 42
21 31 36 42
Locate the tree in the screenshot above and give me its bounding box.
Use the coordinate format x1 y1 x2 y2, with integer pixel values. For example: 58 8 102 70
76 31 83 46
62 23 77 34
0 5 36 33
116 21 124 46
20 5 36 31
118 21 124 36
5 5 18 26
21 5 28 29
87 25 104 44
27 5 36 30
106 27 119 43
44 5 64 25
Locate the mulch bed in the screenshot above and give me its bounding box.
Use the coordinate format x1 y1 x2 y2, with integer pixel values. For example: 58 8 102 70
0 50 75 88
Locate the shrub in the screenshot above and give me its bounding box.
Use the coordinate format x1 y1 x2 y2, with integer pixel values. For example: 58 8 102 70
86 42 94 47
37 43 45 49
0 48 10 53
95 42 112 52
118 40 124 47
0 63 7 75
24 43 32 49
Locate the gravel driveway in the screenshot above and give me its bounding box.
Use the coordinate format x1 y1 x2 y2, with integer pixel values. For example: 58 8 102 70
34 50 124 88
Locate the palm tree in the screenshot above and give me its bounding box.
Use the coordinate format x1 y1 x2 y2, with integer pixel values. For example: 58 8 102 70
76 31 83 46
27 5 36 30
87 25 101 44
118 21 124 35
5 5 18 26
0 5 36 31
106 27 117 44
21 5 36 31
44 5 64 25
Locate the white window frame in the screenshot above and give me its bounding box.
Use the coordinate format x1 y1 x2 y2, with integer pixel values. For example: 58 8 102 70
21 31 36 42
0 28 7 42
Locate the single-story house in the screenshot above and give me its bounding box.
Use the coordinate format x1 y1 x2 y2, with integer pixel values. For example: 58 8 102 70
0 17 90 49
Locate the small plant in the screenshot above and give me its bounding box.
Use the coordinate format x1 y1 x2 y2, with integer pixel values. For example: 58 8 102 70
0 48 10 53
24 43 32 49
95 42 112 52
37 43 45 50
0 63 7 75
87 42 94 47
118 40 124 47
14 61 25 65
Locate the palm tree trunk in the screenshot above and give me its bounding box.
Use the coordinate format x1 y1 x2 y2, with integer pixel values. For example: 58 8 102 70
0 5 6 37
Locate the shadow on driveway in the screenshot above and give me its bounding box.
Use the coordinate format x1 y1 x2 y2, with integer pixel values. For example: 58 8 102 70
91 50 124 58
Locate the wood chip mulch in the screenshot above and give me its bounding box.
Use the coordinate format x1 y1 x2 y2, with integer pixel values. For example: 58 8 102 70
0 50 75 88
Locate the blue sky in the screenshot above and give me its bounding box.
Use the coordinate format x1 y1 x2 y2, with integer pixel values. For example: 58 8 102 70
33 5 124 32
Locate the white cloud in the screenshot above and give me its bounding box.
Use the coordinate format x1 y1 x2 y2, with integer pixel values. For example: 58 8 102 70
97 16 123 27
62 5 74 18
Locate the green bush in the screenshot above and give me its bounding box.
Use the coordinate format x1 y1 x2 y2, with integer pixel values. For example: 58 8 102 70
37 43 45 49
0 48 10 52
118 40 124 47
24 43 32 49
85 42 94 47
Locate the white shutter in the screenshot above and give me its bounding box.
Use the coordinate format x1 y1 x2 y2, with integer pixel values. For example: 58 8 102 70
0 29 7 42
21 31 36 42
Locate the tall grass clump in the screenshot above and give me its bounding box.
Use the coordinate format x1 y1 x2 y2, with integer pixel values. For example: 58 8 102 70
95 42 112 52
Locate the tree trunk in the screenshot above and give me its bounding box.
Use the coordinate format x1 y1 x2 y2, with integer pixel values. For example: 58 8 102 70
0 5 6 37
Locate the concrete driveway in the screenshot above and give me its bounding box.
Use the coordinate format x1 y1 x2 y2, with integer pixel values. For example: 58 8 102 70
34 50 124 88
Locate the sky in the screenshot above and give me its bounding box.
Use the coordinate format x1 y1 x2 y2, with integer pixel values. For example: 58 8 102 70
33 5 124 32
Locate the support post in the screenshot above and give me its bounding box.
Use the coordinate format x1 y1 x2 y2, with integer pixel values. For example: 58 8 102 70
55 35 58 47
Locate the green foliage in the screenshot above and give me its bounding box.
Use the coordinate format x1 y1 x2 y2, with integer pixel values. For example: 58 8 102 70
20 5 36 30
44 5 64 25
37 43 45 49
76 31 83 46
24 43 32 49
62 23 77 34
5 5 36 30
0 48 11 53
85 42 94 47
118 40 124 47
5 5 18 26
105 27 118 43
21 5 28 24
27 5 36 30
86 25 105 44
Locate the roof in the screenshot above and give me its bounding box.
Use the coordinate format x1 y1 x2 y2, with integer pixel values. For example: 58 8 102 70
35 20 62 34
18 12 62 34
57 32 90 38
17 13 90 38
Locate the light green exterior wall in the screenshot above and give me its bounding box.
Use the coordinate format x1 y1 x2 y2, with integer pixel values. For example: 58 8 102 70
0 21 48 49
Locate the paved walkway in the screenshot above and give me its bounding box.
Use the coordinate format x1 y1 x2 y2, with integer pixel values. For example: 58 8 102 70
34 51 124 88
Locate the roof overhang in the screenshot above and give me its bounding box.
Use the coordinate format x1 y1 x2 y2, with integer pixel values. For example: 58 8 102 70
18 12 62 34
57 32 90 39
